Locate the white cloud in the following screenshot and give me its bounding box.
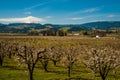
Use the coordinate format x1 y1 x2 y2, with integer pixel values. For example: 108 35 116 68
0 16 46 23
92 20 105 22
80 8 99 13
24 12 32 15
45 16 52 18
67 8 99 17
23 0 55 10
107 14 115 18
67 17 83 20
24 2 49 10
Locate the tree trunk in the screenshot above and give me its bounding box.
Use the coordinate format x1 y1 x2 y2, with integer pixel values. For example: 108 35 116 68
29 70 33 80
93 72 97 80
100 74 106 80
44 64 48 72
9 52 12 59
41 61 49 72
53 61 57 66
113 70 117 80
0 58 3 66
102 76 106 80
28 64 35 80
68 66 71 77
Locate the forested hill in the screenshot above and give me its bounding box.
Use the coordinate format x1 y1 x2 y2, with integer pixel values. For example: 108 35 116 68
81 21 120 30
0 21 120 33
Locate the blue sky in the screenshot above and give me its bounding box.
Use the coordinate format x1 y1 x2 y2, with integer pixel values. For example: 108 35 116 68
0 0 120 24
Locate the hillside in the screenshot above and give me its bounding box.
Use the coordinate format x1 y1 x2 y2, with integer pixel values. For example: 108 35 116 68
0 21 120 33
81 21 120 30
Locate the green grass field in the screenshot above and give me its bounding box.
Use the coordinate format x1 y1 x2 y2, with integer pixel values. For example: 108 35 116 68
0 36 120 80
0 57 120 80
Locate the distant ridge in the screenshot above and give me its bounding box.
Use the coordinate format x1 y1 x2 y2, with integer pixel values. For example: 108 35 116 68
80 21 120 30
0 21 120 33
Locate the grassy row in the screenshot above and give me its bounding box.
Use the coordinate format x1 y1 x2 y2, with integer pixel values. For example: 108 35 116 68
0 57 120 80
